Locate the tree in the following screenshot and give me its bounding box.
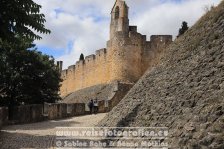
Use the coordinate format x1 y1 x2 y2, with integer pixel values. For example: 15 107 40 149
79 53 84 61
0 0 50 44
178 21 189 37
0 40 62 106
0 0 61 107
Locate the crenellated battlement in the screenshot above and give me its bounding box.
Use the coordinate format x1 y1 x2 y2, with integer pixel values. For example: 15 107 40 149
85 54 96 63
60 47 109 82
61 69 68 80
75 60 84 68
141 35 147 42
95 48 107 57
129 26 137 32
128 31 142 43
68 65 75 72
99 48 107 54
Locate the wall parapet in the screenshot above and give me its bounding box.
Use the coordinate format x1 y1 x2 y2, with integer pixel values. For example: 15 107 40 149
0 103 86 126
62 48 108 72
141 35 147 42
95 48 107 58
129 26 137 32
85 54 96 62
61 69 68 80
68 65 75 70
76 60 85 68
68 65 76 74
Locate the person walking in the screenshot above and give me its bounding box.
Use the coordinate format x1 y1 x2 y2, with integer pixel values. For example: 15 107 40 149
88 99 94 114
93 98 99 114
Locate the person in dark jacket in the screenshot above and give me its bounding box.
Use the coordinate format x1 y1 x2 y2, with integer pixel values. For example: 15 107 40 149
88 99 94 114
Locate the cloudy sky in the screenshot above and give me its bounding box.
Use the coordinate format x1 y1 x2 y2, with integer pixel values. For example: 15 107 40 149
33 0 221 69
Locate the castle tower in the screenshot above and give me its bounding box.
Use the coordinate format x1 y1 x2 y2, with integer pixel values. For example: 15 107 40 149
57 61 63 73
110 0 129 39
107 0 143 84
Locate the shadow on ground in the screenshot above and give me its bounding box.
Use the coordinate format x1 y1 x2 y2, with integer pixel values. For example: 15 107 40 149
0 131 97 149
2 117 81 131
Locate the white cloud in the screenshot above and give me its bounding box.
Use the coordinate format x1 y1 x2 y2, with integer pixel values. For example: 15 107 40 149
33 0 222 69
131 0 221 39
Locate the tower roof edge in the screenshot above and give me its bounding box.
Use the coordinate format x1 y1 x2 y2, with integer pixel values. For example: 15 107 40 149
111 0 127 14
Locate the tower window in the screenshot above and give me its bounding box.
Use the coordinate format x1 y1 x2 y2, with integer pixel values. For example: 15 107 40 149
115 6 119 19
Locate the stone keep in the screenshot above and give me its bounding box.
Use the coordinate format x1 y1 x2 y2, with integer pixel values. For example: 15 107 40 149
59 0 172 97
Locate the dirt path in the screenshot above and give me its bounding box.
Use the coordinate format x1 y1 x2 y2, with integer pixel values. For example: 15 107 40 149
0 113 106 149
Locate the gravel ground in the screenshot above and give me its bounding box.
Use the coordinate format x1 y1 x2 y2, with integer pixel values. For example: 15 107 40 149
0 113 106 149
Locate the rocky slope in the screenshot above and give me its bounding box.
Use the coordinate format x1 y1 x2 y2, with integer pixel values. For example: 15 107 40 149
99 1 224 148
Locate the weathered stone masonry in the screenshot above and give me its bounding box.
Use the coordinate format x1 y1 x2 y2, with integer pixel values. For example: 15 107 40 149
59 0 172 97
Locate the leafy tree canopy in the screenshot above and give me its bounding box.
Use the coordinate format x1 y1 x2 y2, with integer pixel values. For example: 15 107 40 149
0 0 50 44
178 21 189 37
0 40 62 106
79 53 84 61
0 1 61 107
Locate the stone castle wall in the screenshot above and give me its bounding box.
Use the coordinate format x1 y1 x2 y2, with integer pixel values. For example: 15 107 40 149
142 35 173 72
107 30 144 83
60 33 172 97
60 48 111 97
59 0 172 97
